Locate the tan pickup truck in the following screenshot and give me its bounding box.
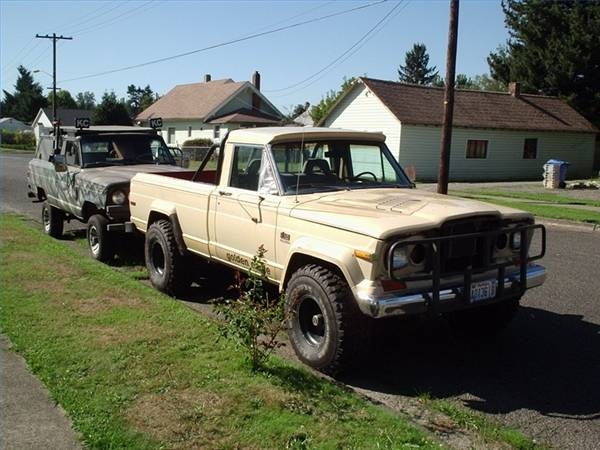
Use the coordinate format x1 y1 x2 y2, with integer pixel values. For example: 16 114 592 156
129 127 546 374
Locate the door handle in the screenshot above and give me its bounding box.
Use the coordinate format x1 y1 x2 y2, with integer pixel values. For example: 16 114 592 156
218 190 232 196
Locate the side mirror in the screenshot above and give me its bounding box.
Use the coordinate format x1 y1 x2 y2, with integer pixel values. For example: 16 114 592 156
53 154 67 173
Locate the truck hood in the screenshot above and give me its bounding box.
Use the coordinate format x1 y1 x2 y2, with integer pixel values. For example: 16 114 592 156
289 188 532 239
75 164 185 186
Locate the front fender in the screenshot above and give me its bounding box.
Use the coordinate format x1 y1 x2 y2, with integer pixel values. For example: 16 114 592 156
282 236 365 292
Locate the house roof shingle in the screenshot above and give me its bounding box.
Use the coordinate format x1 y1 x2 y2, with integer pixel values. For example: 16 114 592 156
136 79 247 121
208 108 281 125
357 77 597 133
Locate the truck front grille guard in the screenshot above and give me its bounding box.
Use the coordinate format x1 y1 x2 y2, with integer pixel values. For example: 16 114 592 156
387 224 546 313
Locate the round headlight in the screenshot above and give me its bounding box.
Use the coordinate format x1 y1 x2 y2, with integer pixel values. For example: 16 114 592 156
111 189 127 205
510 232 521 250
409 244 426 265
392 247 409 270
496 233 508 250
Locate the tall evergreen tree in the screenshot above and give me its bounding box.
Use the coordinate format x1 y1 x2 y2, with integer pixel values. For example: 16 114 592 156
93 92 131 125
397 43 439 85
489 0 600 127
126 84 157 117
1 66 48 122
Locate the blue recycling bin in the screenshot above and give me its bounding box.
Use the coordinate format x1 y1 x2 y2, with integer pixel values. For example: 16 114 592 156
545 159 570 186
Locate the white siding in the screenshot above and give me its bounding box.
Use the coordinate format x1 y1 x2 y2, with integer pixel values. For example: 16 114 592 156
322 84 401 157
401 126 595 181
159 120 242 147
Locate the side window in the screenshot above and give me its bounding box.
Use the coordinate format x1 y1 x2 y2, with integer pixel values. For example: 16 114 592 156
349 144 397 182
466 139 488 159
37 137 55 161
523 138 537 159
65 141 81 166
230 145 263 191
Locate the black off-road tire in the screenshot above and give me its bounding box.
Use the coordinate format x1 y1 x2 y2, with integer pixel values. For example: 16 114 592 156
446 295 521 338
285 264 365 375
42 202 64 238
87 214 114 263
145 219 191 296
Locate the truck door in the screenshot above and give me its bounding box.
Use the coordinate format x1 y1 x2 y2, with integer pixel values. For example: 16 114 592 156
52 140 83 215
211 145 281 278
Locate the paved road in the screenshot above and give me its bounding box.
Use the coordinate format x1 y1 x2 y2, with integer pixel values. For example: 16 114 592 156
2 152 599 449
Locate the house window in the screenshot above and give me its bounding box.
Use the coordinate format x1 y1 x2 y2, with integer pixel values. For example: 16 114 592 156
523 138 538 159
188 126 192 137
214 125 221 140
466 140 488 159
167 127 175 144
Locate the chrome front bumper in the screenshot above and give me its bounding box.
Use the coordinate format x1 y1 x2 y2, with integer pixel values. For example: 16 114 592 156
358 264 546 319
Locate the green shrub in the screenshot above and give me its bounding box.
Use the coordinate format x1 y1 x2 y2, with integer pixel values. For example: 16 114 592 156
182 138 213 147
214 245 288 371
0 130 36 149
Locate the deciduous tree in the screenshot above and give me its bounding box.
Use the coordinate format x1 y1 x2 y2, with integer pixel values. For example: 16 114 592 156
75 91 96 110
47 90 77 109
310 77 356 124
92 92 131 125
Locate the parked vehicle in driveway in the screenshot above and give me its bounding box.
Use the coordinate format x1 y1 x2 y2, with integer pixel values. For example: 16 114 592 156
27 124 186 262
128 127 547 374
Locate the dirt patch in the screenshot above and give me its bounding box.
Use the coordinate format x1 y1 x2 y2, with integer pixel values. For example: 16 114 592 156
127 388 236 449
91 323 174 348
74 293 147 315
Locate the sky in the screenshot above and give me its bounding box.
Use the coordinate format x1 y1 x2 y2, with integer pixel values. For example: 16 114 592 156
1 0 508 116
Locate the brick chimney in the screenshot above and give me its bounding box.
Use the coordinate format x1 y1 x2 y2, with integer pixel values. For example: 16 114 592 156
204 74 211 82
252 71 261 110
508 81 521 98
252 71 261 90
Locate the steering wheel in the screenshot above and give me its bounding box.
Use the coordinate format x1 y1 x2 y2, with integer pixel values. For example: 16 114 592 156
350 171 378 182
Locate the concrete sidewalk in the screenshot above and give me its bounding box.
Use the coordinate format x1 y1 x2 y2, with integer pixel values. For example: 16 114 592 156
0 334 83 450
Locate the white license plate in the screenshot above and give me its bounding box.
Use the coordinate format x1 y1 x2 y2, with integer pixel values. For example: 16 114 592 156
470 280 497 302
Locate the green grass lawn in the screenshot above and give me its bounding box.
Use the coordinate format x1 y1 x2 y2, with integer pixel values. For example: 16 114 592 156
1 214 546 449
452 190 600 224
452 188 600 208
0 214 439 450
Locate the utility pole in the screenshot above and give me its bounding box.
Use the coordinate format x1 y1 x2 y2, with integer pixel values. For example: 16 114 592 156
35 33 72 124
437 0 459 195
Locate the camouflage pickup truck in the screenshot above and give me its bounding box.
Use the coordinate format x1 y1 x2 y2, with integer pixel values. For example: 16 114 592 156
128 127 546 374
27 125 186 262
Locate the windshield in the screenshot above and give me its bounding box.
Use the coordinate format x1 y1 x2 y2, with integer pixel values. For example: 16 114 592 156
80 133 175 168
270 140 412 194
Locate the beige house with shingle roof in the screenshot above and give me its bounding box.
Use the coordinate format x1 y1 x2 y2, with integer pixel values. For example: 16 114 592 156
136 72 283 146
320 77 597 181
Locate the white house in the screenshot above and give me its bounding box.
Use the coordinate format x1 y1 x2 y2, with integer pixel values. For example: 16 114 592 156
31 107 93 142
136 72 283 146
320 77 598 181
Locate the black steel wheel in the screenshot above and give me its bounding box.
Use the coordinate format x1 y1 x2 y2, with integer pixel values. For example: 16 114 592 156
145 219 190 296
87 214 114 263
286 264 364 375
42 202 63 238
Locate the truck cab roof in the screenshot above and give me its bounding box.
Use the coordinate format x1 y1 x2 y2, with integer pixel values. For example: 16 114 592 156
226 127 386 146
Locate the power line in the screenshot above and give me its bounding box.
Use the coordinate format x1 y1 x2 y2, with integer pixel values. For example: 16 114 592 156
60 0 388 84
266 0 409 96
66 0 156 36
